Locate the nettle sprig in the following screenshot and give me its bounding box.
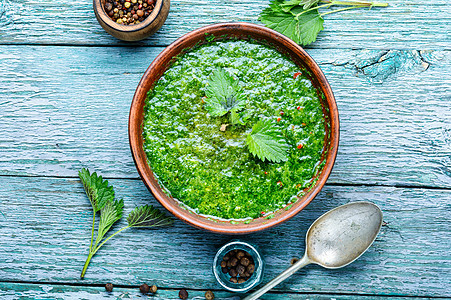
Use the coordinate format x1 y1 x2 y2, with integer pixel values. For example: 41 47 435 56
204 68 289 163
260 0 388 46
79 168 173 279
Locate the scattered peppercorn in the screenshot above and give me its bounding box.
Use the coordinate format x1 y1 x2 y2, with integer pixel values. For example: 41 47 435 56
105 283 113 292
293 71 302 79
140 283 150 294
290 257 299 265
277 117 281 122
179 288 189 299
220 249 255 284
297 143 303 149
103 0 154 25
205 290 215 300
150 284 158 293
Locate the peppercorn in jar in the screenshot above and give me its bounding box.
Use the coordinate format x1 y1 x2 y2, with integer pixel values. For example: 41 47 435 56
104 0 156 25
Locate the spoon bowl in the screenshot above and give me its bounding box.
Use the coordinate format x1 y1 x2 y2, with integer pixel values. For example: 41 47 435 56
307 201 383 268
243 201 383 300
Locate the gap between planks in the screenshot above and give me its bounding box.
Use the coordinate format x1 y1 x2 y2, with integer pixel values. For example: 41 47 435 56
0 173 449 192
0 280 448 299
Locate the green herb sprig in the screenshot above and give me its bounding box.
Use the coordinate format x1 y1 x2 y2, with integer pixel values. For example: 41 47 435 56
204 69 289 163
260 0 388 46
79 168 173 279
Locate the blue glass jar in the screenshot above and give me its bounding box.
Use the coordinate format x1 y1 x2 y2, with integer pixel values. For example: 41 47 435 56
213 240 264 293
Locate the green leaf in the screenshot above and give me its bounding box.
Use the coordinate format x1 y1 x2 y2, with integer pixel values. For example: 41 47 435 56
246 119 289 163
259 0 324 46
127 205 173 228
205 68 246 117
78 168 115 213
96 199 124 241
281 0 319 11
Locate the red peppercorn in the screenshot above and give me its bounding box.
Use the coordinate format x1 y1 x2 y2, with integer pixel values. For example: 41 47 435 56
280 111 284 116
277 181 282 187
277 117 281 122
261 211 265 215
293 72 302 79
297 144 303 149
264 171 268 175
301 122 306 126
296 106 301 110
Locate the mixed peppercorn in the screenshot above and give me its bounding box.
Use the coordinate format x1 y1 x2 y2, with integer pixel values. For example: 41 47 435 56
221 249 255 284
104 0 155 25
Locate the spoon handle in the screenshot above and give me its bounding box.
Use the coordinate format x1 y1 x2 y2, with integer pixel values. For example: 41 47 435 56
242 254 311 300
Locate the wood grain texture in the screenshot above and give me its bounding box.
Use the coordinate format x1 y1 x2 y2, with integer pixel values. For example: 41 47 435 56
0 283 440 300
1 46 449 187
0 177 449 297
0 0 450 49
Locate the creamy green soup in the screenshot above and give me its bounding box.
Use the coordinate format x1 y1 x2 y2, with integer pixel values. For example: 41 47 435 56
143 40 325 220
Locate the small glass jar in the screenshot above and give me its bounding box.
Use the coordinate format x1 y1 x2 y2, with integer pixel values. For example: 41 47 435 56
213 240 264 293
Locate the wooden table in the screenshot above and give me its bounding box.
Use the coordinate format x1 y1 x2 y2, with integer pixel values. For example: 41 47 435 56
0 0 450 299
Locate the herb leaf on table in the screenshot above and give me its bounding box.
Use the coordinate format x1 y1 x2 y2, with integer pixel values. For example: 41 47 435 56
205 68 246 117
246 119 289 163
260 0 324 46
128 205 173 228
259 0 388 46
79 169 173 279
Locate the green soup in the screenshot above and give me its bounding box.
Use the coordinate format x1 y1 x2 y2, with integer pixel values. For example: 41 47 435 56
143 40 326 220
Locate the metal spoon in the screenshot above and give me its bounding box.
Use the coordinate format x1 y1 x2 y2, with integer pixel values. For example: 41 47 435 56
243 201 383 300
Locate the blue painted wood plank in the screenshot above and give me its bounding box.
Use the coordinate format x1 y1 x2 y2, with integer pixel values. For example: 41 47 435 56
0 46 449 187
0 0 450 49
0 282 440 300
0 176 449 297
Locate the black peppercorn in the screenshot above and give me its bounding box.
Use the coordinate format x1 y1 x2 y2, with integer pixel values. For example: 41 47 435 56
229 257 238 267
240 257 250 267
236 264 246 276
247 264 255 274
229 268 238 277
290 257 299 265
150 284 158 293
205 290 215 300
179 288 188 300
140 283 150 294
221 267 228 274
236 251 245 260
230 277 238 283
105 283 113 292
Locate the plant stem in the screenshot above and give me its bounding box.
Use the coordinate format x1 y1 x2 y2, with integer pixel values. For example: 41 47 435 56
320 5 365 16
80 226 130 279
89 213 95 252
295 3 332 19
94 226 130 251
80 252 94 279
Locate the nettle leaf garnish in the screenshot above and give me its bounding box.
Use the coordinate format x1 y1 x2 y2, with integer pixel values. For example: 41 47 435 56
246 119 289 163
79 169 173 279
205 68 247 119
260 0 388 46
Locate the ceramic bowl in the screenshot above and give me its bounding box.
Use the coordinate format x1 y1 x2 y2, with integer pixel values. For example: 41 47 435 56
93 0 170 41
129 22 339 234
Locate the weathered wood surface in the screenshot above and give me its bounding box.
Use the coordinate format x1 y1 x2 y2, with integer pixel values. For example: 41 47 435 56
1 46 450 187
0 283 440 300
0 0 450 49
0 177 449 297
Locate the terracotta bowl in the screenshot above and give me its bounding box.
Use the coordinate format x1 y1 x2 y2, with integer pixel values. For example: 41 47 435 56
129 22 339 234
93 0 170 41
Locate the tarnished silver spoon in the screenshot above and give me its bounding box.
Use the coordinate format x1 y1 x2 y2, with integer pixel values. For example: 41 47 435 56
243 201 383 300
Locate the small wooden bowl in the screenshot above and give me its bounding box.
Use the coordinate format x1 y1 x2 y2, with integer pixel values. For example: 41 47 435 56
93 0 170 41
129 23 340 234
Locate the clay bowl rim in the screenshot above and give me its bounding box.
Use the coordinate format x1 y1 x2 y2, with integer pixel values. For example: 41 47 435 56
93 0 164 32
129 22 339 234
